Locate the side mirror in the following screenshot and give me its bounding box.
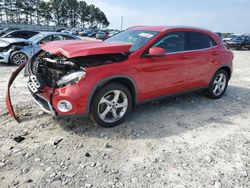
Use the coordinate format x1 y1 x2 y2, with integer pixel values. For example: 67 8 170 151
147 47 166 57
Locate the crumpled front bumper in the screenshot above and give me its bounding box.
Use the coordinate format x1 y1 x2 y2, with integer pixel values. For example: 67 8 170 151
27 76 56 116
5 57 88 122
5 63 26 122
5 54 57 122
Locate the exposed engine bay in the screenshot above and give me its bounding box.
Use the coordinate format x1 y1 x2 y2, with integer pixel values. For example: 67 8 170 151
25 50 129 90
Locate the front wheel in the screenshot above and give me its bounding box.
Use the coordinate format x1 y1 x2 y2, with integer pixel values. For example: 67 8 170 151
10 51 28 66
206 69 229 99
90 82 132 127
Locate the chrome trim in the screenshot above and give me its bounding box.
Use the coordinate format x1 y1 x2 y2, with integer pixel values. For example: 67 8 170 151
57 100 73 112
165 45 218 55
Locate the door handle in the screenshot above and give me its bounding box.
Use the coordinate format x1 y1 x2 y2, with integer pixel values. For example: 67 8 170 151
179 55 188 60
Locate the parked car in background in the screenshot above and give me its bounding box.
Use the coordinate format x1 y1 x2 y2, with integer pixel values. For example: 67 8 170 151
79 30 92 36
215 32 222 39
96 31 108 40
56 29 66 32
226 34 250 50
88 31 97 37
0 32 80 65
1 30 39 39
0 28 19 36
222 34 240 44
61 30 70 34
6 26 234 127
71 28 82 35
108 30 120 38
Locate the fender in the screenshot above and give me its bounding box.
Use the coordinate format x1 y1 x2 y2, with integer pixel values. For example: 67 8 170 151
209 64 232 84
5 63 27 122
86 75 138 113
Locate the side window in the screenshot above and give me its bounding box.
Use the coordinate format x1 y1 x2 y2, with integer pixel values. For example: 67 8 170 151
154 32 186 53
188 32 217 50
63 35 76 40
39 35 52 44
245 36 250 42
17 32 25 38
52 35 64 41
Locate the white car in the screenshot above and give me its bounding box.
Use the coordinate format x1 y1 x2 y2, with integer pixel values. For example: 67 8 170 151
0 32 80 66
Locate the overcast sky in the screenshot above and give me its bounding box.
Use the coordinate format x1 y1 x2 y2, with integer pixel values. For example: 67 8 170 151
85 0 250 33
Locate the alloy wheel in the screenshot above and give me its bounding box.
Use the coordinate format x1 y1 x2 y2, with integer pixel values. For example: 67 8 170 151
13 53 27 65
212 73 227 96
98 90 128 123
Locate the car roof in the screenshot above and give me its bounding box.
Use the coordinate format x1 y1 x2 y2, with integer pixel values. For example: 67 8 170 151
7 30 38 33
128 25 211 32
39 32 76 36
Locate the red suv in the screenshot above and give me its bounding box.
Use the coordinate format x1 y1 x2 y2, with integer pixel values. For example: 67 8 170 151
6 26 234 127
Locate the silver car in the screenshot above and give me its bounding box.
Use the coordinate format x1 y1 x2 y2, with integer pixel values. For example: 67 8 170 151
0 32 80 66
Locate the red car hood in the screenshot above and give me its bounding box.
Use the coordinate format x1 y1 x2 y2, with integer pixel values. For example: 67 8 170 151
41 40 132 58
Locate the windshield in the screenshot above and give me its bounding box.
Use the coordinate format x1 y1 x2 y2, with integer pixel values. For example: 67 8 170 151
232 36 244 41
106 30 159 52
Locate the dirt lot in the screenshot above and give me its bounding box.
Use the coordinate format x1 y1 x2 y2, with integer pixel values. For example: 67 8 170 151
0 51 250 188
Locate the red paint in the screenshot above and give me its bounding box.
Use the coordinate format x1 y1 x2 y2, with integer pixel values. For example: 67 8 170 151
148 47 166 57
41 40 132 58
6 26 234 121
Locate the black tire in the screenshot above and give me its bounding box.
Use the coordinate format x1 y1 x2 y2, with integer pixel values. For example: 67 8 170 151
206 69 229 99
90 82 132 127
10 51 28 66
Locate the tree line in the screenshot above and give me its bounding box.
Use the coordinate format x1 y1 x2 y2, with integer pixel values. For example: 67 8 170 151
0 0 110 28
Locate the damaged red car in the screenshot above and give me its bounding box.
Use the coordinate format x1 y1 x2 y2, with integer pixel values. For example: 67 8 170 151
6 26 234 127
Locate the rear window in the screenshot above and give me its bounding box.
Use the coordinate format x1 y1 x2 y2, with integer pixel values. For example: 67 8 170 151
187 32 217 50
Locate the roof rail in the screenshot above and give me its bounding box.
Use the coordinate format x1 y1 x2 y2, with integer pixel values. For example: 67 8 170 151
163 26 211 32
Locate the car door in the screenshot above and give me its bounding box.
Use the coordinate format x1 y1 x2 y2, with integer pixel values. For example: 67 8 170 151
26 35 53 57
185 32 218 88
140 31 190 100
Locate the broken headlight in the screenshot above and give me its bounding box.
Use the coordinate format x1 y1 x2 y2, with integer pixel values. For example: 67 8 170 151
57 70 86 87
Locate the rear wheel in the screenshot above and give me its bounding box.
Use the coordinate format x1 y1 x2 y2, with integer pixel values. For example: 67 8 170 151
206 69 229 99
10 51 28 66
90 82 132 127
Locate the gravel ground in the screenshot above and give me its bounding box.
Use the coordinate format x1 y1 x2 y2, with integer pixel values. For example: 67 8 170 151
0 50 250 188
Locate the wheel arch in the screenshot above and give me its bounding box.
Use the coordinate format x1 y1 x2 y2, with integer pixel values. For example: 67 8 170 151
217 65 232 79
210 65 232 83
10 50 28 65
86 75 138 113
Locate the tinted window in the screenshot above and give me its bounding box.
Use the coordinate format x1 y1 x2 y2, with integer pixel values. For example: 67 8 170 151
188 32 217 50
6 31 25 38
63 35 76 40
246 36 250 42
16 31 28 38
154 32 186 53
39 35 52 44
52 35 64 41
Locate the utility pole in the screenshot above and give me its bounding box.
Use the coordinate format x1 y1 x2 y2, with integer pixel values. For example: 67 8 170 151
120 16 123 31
